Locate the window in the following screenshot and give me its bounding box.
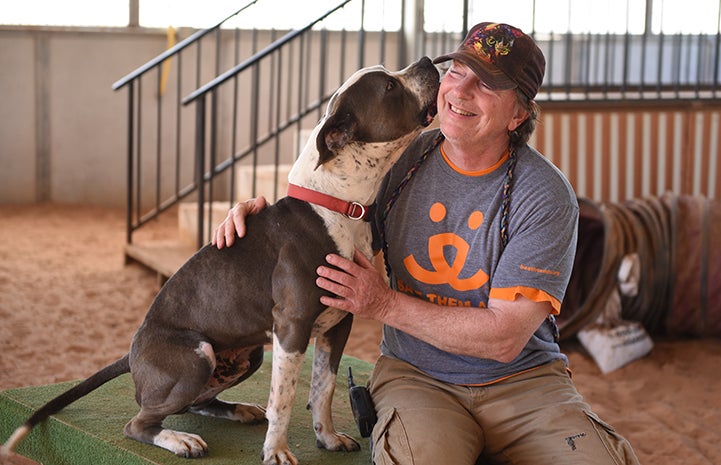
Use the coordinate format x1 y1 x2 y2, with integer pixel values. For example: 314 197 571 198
4 0 128 27
140 0 401 30
2 0 718 34
1 0 401 30
651 0 721 33
426 0 720 34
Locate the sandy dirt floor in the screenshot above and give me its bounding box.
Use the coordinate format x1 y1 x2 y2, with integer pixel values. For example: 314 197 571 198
1 203 720 464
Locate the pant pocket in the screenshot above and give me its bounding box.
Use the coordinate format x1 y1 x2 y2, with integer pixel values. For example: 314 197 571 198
372 408 413 465
584 410 640 465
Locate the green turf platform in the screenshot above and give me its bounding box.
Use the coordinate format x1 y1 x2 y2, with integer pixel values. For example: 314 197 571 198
1 351 374 465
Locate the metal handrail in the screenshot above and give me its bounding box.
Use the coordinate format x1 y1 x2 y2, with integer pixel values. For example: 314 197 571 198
111 0 258 91
183 0 351 105
185 0 366 248
114 0 376 252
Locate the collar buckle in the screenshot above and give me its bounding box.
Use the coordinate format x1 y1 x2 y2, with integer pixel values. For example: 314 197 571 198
346 202 366 221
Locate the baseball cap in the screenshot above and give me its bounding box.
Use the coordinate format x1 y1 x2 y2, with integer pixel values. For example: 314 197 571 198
433 22 546 100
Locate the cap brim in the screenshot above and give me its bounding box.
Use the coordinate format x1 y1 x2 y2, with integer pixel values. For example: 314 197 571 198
434 51 517 91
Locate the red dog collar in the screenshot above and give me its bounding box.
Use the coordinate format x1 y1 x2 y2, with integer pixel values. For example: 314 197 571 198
287 183 373 221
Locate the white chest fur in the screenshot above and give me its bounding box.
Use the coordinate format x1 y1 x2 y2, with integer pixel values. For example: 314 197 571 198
313 206 373 260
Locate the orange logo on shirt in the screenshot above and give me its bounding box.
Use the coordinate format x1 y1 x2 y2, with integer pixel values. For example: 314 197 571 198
403 202 489 291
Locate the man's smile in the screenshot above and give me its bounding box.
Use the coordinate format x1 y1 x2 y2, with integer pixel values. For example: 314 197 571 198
449 103 476 117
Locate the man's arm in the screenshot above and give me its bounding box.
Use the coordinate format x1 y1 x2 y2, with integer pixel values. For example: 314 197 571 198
317 250 551 363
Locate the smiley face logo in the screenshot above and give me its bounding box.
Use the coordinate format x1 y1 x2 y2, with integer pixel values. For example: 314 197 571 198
403 202 489 291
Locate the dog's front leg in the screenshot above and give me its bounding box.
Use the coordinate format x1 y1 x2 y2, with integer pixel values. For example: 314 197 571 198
262 333 305 465
308 313 360 452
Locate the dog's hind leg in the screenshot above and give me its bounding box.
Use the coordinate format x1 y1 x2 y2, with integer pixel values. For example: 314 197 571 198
308 312 361 452
189 345 266 423
124 339 219 457
124 406 209 458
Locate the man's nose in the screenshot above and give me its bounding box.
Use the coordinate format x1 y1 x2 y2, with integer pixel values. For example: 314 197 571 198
453 74 479 97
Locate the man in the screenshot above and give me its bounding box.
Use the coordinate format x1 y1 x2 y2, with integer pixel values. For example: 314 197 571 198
215 22 639 465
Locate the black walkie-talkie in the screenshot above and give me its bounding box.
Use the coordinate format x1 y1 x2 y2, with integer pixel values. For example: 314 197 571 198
347 366 377 437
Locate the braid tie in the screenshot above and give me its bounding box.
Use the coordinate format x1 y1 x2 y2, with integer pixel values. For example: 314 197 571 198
500 145 517 248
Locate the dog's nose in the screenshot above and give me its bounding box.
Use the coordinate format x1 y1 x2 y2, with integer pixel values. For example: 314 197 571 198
410 56 435 74
406 57 440 92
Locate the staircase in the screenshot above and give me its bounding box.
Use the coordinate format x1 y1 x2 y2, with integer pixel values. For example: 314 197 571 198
111 0 415 280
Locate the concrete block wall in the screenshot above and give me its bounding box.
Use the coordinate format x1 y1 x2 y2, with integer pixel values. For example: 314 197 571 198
0 26 170 207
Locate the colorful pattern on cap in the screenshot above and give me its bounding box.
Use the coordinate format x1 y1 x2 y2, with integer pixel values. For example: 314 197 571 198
467 23 525 66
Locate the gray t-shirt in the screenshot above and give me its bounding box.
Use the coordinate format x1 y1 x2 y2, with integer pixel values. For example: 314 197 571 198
373 129 579 385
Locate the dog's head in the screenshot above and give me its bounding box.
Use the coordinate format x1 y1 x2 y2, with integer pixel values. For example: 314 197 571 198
315 57 439 168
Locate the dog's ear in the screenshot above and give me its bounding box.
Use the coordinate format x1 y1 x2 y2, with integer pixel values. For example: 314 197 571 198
316 112 357 168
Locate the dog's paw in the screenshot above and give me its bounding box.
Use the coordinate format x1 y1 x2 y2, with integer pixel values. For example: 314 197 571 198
153 429 208 458
316 431 361 452
232 402 267 423
261 446 299 465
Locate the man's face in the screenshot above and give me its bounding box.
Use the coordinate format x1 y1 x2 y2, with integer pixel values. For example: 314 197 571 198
437 60 527 151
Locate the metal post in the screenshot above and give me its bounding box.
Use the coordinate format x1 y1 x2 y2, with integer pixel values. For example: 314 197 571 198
129 0 139 27
208 87 218 246
194 96 207 250
358 0 366 69
462 0 468 38
400 0 424 66
126 81 135 245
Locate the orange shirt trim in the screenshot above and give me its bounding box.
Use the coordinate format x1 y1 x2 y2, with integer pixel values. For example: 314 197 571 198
440 143 510 176
489 286 562 314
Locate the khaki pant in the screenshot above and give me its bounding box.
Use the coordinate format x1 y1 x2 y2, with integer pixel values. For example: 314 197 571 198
369 356 640 465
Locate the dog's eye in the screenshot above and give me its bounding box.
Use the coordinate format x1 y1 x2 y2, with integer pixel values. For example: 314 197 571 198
385 78 397 92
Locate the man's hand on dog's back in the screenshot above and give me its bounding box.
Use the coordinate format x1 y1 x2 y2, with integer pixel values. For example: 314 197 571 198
212 196 268 249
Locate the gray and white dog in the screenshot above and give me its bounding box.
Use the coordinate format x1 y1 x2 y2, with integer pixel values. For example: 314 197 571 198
1 57 439 465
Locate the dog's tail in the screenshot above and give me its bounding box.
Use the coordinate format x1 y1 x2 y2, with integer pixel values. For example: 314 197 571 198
1 354 130 456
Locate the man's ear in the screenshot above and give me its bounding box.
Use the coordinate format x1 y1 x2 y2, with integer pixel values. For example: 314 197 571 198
315 111 357 168
508 105 530 132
